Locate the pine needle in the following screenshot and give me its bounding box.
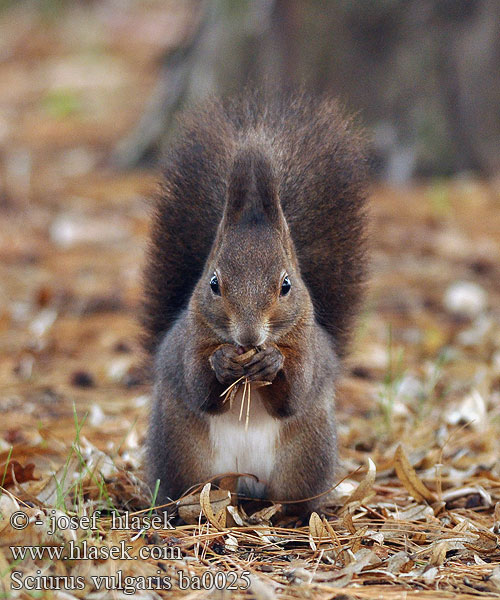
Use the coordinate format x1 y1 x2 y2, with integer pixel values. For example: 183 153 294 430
245 379 251 431
239 378 248 422
220 375 245 399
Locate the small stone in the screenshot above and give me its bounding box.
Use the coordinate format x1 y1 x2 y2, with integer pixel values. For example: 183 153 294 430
106 357 133 382
445 390 487 431
444 281 487 318
395 374 424 402
50 213 130 248
29 309 57 337
70 370 95 388
88 403 106 426
457 314 493 346
492 351 500 375
133 394 150 408
260 564 274 572
123 366 144 387
35 286 53 308
350 365 372 379
113 340 131 353
211 541 226 555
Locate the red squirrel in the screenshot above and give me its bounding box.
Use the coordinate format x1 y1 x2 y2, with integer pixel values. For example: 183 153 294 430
142 92 368 513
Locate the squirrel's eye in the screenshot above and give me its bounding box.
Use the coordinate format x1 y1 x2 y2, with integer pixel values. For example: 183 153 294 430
210 273 221 295
280 275 291 296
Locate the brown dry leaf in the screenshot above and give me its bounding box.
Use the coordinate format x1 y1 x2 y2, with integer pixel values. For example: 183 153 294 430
464 528 498 554
0 548 11 597
430 540 449 565
323 516 342 550
36 456 80 507
309 511 323 538
387 550 414 574
316 548 381 585
178 486 232 525
253 526 277 546
0 459 38 487
226 504 245 526
413 531 428 543
224 533 239 552
215 506 226 528
342 511 357 535
247 503 282 524
423 566 439 585
486 566 500 593
351 525 369 553
0 492 20 529
309 511 325 550
393 503 434 521
0 445 56 465
340 457 376 512
394 444 437 503
0 493 54 547
493 501 500 533
200 482 228 531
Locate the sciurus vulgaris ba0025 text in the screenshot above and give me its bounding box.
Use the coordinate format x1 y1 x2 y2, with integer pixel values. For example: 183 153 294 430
142 92 369 514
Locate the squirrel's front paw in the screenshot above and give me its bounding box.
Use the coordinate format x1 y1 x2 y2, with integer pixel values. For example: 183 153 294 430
209 344 246 385
244 345 284 382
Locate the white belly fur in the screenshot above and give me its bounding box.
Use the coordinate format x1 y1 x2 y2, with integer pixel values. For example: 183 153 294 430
208 386 281 497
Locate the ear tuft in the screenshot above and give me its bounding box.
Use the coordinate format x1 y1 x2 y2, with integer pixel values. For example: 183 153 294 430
224 147 281 228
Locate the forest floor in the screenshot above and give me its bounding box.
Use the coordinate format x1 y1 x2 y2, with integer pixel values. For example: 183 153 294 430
1 3 500 599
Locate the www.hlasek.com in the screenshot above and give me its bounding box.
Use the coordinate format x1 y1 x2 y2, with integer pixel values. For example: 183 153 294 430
8 509 251 593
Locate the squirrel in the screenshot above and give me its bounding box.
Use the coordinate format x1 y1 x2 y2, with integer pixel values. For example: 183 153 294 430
142 91 369 514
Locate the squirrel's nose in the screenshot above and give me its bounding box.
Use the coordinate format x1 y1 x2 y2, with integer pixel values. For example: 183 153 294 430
234 325 267 348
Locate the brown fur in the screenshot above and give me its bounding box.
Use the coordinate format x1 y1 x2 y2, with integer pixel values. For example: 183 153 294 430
143 90 369 514
142 91 368 358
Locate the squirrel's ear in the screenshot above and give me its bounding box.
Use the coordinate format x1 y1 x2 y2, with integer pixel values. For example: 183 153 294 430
224 148 282 229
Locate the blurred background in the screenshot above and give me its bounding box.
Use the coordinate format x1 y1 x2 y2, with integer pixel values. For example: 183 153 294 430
112 0 500 181
0 0 499 482
0 0 498 193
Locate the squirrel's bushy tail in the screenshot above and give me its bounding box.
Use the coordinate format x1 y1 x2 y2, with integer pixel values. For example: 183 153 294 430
142 91 369 357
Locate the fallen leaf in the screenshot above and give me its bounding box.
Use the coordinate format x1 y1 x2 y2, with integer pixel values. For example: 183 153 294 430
387 550 414 574
177 486 232 525
340 457 376 512
200 483 229 531
430 540 449 565
0 460 38 487
309 512 325 550
394 444 437 503
247 503 282 524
